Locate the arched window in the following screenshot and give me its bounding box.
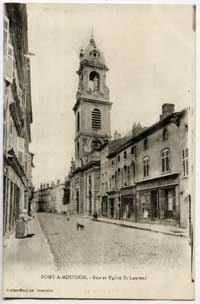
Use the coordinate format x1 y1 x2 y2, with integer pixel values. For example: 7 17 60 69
161 148 170 172
77 112 80 132
91 108 101 130
89 71 99 91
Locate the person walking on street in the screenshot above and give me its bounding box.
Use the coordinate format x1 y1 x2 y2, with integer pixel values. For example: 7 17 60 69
66 210 70 221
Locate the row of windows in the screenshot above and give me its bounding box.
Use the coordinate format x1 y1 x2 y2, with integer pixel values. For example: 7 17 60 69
115 130 168 164
143 148 189 178
144 149 170 177
104 148 188 186
112 128 169 165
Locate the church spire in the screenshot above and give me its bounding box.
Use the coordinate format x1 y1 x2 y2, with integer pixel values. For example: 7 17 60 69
89 31 96 48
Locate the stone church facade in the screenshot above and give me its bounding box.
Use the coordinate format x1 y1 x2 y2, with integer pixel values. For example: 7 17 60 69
69 36 112 215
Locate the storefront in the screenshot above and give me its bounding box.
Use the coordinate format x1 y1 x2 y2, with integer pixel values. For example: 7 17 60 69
107 191 119 219
101 196 108 216
120 187 136 221
136 174 179 225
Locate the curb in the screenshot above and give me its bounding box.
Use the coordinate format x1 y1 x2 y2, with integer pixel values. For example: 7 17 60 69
95 219 187 238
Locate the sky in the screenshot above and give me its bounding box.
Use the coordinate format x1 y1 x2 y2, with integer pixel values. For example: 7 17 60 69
27 4 195 189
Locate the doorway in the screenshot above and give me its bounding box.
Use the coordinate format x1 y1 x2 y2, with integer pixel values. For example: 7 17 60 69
89 191 92 215
150 190 159 220
76 190 79 214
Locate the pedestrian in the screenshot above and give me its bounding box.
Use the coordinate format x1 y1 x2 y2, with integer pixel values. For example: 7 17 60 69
19 209 33 237
66 210 70 221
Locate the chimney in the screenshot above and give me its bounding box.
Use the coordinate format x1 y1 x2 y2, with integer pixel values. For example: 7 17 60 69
57 179 60 185
132 122 142 137
114 131 121 140
51 181 55 188
160 103 175 120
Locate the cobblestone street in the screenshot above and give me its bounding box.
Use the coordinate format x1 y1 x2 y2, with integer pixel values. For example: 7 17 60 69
38 213 191 276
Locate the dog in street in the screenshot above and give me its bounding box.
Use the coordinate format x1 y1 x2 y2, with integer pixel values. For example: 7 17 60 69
76 222 85 230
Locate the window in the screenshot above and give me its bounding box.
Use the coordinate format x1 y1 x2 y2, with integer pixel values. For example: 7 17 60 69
143 157 150 177
131 145 136 155
18 151 23 164
77 112 80 132
4 16 9 56
77 142 80 159
118 155 120 162
10 119 13 136
114 172 117 188
144 138 148 150
117 168 121 187
89 176 92 189
124 166 127 186
183 148 189 177
112 160 114 167
90 50 99 58
89 71 99 91
132 161 135 179
161 149 170 173
124 151 127 159
127 166 130 186
91 108 101 130
163 128 168 141
105 182 108 192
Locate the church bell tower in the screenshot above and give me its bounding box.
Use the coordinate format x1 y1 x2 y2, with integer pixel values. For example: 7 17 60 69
73 35 112 167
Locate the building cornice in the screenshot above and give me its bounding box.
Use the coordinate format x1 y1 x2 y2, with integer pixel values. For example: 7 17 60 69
73 96 112 112
71 160 100 177
135 172 179 185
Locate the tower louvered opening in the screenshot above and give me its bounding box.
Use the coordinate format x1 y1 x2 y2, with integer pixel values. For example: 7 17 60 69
92 108 101 130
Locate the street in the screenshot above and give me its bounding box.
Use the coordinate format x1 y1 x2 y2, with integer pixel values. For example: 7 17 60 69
38 213 191 276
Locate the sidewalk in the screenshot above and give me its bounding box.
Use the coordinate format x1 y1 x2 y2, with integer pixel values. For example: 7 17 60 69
94 217 188 238
3 214 56 274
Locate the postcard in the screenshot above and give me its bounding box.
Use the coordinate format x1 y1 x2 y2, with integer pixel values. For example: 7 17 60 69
3 2 195 299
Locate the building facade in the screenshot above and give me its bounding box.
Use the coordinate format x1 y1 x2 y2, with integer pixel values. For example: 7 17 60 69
3 4 34 236
101 104 192 228
34 179 70 214
69 36 112 215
